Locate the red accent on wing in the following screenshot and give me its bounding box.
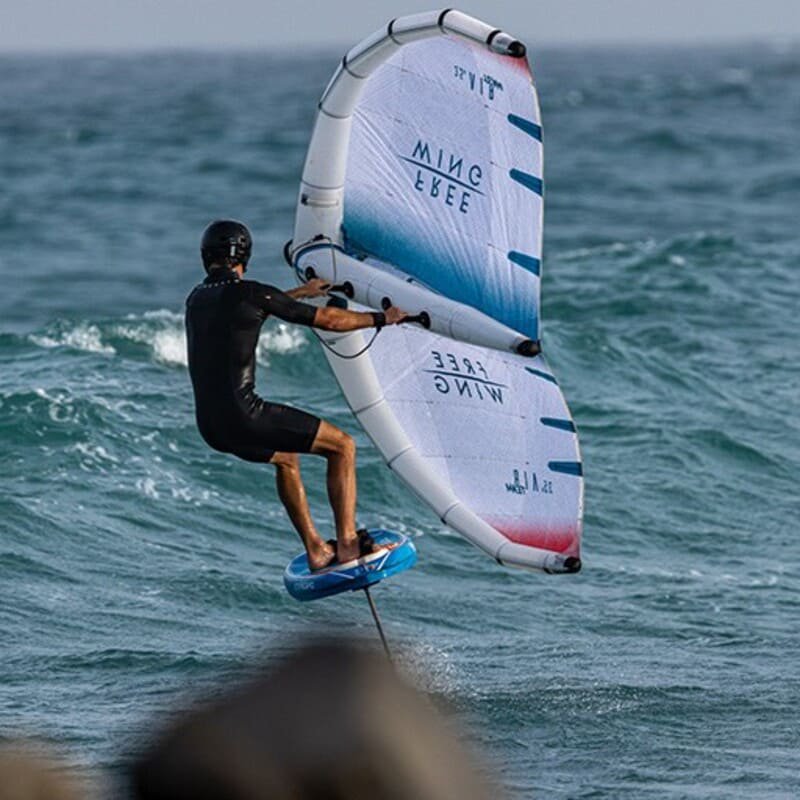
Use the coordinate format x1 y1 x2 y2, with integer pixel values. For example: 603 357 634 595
489 521 581 557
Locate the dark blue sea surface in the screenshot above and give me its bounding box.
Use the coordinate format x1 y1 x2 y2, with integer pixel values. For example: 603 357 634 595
1 42 799 798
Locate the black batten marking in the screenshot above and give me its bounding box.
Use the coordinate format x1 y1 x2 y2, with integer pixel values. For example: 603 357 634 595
318 103 349 121
341 54 360 80
437 8 453 28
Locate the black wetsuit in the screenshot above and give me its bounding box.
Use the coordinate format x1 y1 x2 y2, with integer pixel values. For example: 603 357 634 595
185 268 321 463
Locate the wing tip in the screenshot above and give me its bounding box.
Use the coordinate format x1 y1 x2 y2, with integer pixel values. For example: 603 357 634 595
541 555 582 574
563 556 582 573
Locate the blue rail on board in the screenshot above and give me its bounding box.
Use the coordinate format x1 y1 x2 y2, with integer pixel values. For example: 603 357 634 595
283 530 416 602
509 169 543 196
548 461 583 476
508 250 541 276
507 113 543 142
541 417 577 432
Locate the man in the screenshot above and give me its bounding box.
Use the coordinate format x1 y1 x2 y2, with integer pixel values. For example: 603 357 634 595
186 220 406 570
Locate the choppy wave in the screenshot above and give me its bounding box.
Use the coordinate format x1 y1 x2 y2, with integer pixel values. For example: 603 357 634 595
31 323 114 355
112 310 188 365
25 310 308 367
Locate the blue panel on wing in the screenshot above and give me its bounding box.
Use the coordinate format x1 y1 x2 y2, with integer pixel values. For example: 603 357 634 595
342 35 543 342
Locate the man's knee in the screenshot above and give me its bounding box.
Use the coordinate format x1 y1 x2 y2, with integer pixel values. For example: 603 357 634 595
312 422 356 458
338 432 356 458
270 451 301 471
326 430 355 461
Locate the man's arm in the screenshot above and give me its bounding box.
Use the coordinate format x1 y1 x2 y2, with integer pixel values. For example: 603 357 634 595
254 284 406 331
284 278 330 300
312 306 404 332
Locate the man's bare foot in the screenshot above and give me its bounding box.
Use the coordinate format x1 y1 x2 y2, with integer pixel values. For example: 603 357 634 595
335 534 361 564
335 530 396 563
307 540 336 571
310 532 396 569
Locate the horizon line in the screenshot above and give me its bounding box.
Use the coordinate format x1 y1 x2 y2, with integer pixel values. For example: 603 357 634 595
0 34 797 59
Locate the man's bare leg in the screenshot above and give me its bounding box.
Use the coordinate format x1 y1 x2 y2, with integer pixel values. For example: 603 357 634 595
269 451 334 570
310 421 361 562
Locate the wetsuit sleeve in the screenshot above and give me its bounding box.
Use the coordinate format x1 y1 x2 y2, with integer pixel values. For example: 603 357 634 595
251 284 318 326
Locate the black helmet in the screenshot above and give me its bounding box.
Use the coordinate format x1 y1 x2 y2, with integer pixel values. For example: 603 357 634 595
201 220 252 271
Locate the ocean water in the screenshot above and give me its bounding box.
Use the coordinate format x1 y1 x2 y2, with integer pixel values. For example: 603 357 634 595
1 41 799 798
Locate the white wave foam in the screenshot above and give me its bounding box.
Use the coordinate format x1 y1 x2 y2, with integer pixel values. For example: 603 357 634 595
71 441 120 464
139 310 183 322
30 311 308 368
558 241 637 262
33 387 77 423
152 329 188 366
133 470 219 505
31 324 115 355
115 311 307 368
136 477 160 499
114 310 187 367
256 323 308 362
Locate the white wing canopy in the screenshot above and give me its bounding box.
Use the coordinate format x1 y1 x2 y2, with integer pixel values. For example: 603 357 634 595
291 9 583 572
